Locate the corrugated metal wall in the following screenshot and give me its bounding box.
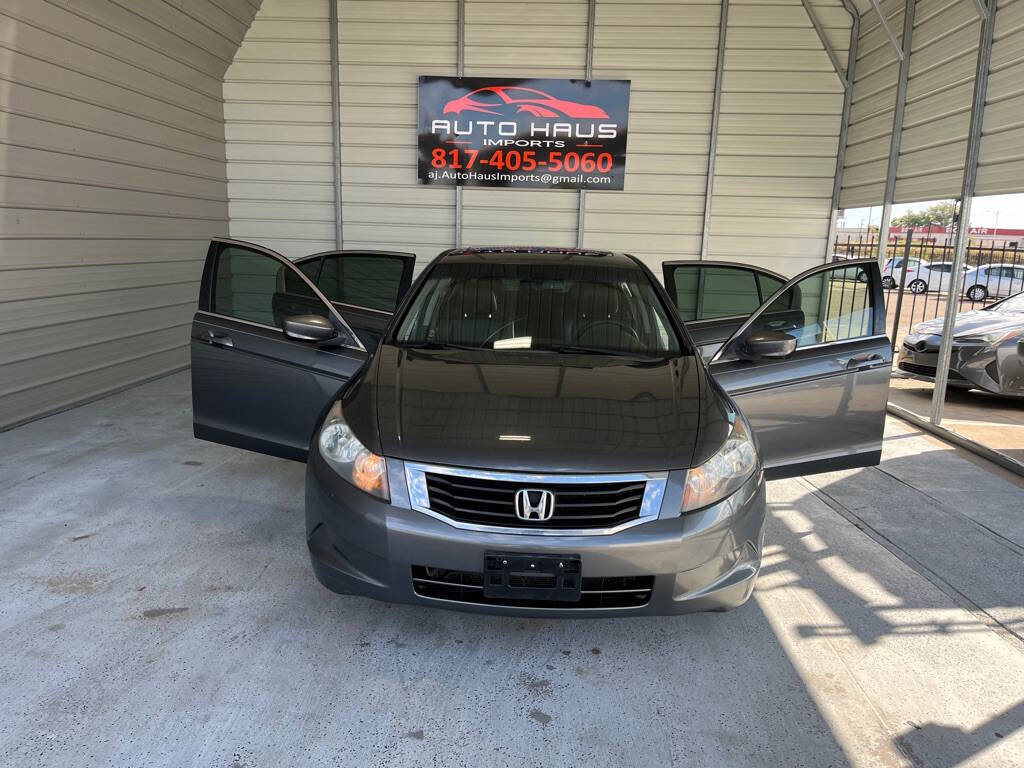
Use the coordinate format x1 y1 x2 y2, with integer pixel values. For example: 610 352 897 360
0 0 259 430
583 0 719 266
711 0 851 274
977 0 1024 194
339 0 457 258
841 0 1024 207
840 0 905 207
225 0 854 276
895 0 980 202
223 0 334 258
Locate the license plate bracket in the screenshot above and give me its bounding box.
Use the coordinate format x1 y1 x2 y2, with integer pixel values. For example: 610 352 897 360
483 552 582 602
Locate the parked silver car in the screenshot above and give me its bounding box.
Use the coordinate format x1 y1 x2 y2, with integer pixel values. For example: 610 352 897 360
898 291 1024 396
962 263 1024 301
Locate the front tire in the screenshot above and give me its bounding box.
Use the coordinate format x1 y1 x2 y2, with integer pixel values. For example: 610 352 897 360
966 284 988 301
882 276 896 289
908 278 927 294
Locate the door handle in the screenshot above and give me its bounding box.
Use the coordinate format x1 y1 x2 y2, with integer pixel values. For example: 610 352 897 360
843 352 883 369
196 330 233 348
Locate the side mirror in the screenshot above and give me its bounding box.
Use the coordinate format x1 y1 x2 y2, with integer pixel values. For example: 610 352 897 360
284 314 337 342
739 330 797 360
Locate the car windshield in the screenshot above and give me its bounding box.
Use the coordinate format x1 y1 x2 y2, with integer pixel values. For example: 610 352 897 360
393 260 683 356
992 292 1024 312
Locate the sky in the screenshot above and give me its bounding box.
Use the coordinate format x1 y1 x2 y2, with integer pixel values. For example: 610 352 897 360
840 193 1024 229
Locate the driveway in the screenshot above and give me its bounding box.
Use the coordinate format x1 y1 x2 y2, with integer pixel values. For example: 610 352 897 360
1 372 1022 767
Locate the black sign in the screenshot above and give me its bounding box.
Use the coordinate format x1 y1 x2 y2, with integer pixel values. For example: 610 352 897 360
417 76 630 190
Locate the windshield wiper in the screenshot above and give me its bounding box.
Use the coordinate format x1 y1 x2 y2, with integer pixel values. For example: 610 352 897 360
392 340 484 351
536 344 664 359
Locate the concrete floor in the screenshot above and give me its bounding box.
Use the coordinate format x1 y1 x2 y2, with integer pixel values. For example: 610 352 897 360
888 371 1024 465
2 372 1023 768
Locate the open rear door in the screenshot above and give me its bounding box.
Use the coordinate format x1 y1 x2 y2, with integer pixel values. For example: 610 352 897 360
293 250 416 349
705 259 891 480
191 239 368 461
662 261 788 359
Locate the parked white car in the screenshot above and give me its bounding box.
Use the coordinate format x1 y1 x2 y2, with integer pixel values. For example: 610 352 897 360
880 256 923 289
881 258 964 294
904 261 970 294
962 263 1024 301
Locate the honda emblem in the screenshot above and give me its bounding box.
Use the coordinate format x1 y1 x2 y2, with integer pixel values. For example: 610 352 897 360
514 489 555 521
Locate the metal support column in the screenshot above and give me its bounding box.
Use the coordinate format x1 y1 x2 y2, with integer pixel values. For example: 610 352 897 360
700 0 728 260
454 0 465 248
930 0 997 425
576 0 597 248
329 0 343 248
825 1 859 261
876 0 915 267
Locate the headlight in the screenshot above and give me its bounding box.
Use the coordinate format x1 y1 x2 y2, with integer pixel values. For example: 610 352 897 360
318 402 389 501
682 414 758 513
956 329 1023 346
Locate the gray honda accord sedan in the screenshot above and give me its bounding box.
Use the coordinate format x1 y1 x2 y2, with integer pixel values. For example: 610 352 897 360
191 242 890 616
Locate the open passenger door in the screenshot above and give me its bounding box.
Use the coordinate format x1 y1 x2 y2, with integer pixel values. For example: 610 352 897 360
672 259 891 479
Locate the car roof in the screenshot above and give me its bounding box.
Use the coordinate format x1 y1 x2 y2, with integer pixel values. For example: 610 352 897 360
438 246 639 268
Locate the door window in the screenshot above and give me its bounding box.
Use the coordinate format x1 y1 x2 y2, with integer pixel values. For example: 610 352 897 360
212 245 330 328
745 264 875 349
759 274 786 299
666 265 763 322
701 268 761 319
297 258 321 283
318 255 408 312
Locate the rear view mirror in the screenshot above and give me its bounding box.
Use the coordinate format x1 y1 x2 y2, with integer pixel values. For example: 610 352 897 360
284 314 337 342
739 330 797 360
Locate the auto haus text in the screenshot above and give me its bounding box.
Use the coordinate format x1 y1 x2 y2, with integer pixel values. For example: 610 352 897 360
430 119 619 147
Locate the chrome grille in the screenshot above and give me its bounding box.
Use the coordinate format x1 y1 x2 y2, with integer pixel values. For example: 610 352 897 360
898 361 966 380
423 472 646 529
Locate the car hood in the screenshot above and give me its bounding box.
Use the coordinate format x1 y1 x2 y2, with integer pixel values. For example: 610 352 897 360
910 310 1024 340
369 346 703 473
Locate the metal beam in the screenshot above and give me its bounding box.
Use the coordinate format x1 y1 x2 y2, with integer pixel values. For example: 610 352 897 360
876 0 915 266
800 0 849 88
700 0 729 260
454 0 465 248
930 0 997 426
825 1 859 260
577 0 597 248
867 0 905 61
585 0 595 79
328 0 342 248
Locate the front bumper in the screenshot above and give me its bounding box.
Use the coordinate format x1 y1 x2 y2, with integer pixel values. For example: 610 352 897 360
898 336 1024 396
305 450 766 617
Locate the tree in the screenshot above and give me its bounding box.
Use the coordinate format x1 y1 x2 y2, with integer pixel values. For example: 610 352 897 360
891 201 956 228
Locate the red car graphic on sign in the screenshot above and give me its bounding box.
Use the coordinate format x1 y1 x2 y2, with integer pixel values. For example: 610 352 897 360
443 86 610 119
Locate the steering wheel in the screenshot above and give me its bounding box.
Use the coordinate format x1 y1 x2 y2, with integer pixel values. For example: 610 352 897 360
482 318 526 345
574 319 641 344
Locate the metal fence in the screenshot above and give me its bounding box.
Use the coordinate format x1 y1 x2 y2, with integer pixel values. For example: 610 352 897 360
832 235 1024 350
